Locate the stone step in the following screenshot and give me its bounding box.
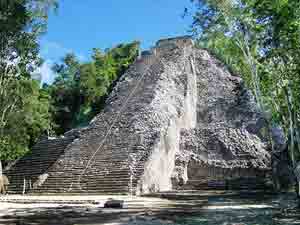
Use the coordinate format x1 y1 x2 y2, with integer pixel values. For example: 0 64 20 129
37 149 148 157
33 183 132 189
8 182 135 190
8 164 145 173
175 179 270 190
9 187 133 194
7 169 137 177
7 167 140 175
8 175 133 185
9 153 65 162
32 184 133 191
34 186 133 191
33 142 71 147
45 174 134 179
8 181 135 188
30 189 131 194
39 178 134 184
31 144 72 150
17 151 68 157
7 158 142 169
48 170 133 175
6 128 150 194
19 151 132 159
8 177 132 184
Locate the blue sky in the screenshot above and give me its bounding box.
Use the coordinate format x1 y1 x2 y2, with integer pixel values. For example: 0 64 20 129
39 0 194 83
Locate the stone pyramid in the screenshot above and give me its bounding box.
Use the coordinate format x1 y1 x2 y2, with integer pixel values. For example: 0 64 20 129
6 37 277 194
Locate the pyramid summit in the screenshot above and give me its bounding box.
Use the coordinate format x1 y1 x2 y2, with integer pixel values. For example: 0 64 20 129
6 37 280 194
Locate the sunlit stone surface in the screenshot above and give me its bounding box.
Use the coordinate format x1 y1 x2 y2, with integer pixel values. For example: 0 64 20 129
5 37 286 194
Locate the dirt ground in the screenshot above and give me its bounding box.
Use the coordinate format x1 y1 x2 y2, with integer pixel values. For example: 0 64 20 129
0 191 300 225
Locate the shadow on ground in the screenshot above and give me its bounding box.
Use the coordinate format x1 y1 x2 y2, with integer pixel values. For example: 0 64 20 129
1 191 300 225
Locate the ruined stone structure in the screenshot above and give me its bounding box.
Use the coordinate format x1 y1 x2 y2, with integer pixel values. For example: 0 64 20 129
6 36 278 194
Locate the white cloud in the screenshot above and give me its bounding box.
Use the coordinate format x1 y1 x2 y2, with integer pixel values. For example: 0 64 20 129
41 41 72 60
77 54 86 61
37 40 87 84
37 60 57 84
41 40 86 62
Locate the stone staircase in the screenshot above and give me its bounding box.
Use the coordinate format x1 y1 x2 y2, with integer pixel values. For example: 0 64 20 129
28 143 152 194
174 176 271 191
6 136 76 194
5 48 162 195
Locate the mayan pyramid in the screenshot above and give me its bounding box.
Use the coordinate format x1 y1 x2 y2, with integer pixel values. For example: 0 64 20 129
6 37 276 194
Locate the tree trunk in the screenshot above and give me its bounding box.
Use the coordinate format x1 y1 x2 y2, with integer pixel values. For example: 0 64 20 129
285 82 295 167
0 160 2 176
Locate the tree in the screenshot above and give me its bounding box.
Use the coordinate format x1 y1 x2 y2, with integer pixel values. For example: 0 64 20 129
0 0 57 174
189 0 300 168
45 53 83 133
46 41 140 134
250 0 300 165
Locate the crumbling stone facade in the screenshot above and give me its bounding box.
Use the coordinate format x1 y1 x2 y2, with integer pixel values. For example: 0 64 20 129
6 36 280 194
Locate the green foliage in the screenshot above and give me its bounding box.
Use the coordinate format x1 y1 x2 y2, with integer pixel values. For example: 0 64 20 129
0 78 51 160
190 0 300 164
0 0 58 75
46 41 140 134
0 0 56 163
